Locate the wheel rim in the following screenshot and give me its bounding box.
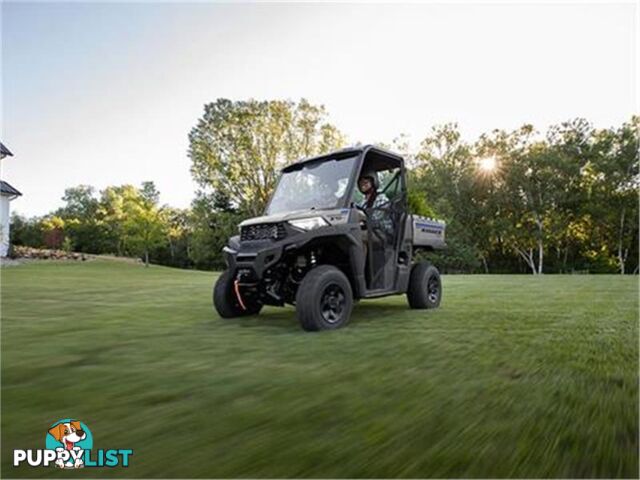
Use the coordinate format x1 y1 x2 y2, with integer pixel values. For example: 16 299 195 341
427 276 440 303
320 284 346 324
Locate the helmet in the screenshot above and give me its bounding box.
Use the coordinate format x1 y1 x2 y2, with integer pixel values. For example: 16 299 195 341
358 169 379 189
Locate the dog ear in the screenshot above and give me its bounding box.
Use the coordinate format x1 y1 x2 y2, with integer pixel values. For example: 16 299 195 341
48 424 64 442
70 421 82 431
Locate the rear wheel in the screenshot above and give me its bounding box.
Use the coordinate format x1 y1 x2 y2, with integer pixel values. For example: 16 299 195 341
213 270 262 318
296 265 354 331
407 262 441 309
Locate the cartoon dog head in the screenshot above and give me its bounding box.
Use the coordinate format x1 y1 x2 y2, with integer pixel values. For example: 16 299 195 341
48 421 86 450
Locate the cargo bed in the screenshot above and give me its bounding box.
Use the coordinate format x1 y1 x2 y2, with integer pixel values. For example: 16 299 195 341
410 215 446 250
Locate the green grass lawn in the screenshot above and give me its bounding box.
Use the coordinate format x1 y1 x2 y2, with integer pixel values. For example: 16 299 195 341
1 260 638 478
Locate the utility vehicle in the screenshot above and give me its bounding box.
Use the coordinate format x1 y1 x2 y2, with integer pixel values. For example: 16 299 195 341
213 145 446 331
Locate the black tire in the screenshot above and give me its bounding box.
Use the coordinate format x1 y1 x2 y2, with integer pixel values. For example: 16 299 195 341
213 270 262 318
296 265 354 331
407 262 442 309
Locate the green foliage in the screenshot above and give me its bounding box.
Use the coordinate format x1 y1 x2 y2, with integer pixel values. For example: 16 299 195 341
9 213 44 248
121 186 167 267
419 235 481 274
188 191 243 270
188 98 346 217
59 185 98 219
154 207 192 269
406 186 437 218
8 100 638 274
55 185 110 253
413 118 639 274
41 215 65 249
61 236 73 253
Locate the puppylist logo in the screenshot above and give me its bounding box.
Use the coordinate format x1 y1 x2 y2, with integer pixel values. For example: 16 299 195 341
13 419 133 469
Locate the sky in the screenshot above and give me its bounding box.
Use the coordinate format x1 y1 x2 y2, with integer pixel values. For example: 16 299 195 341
1 1 637 217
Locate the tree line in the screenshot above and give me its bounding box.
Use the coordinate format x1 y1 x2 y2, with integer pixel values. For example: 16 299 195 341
10 98 639 273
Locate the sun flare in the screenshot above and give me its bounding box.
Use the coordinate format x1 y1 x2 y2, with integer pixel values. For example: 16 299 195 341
478 156 497 172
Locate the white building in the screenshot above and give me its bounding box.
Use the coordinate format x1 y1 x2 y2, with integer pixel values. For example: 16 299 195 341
0 142 22 257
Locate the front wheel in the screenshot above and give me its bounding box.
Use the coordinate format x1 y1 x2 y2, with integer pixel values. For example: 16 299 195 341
407 262 442 309
213 270 262 318
296 266 354 331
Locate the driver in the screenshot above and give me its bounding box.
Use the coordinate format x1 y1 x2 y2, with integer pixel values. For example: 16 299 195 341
357 171 393 234
358 174 383 208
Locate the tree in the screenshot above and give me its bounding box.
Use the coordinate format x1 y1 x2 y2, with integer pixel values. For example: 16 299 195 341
123 199 167 267
58 185 97 217
188 98 346 217
56 185 109 253
162 207 190 266
41 216 65 249
140 181 160 206
97 183 168 265
413 124 484 272
7 112 637 275
98 185 138 256
188 191 242 270
584 117 639 273
10 213 44 248
480 123 589 274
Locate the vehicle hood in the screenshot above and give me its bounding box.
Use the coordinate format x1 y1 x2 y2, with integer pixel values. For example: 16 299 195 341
239 208 350 227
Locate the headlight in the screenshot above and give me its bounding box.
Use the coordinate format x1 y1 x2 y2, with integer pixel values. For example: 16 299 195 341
288 216 329 231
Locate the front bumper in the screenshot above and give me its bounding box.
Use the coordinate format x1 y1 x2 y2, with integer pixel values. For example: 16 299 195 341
223 220 361 279
223 239 286 281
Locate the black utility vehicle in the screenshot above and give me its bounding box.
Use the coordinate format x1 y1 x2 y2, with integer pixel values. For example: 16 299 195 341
213 145 446 331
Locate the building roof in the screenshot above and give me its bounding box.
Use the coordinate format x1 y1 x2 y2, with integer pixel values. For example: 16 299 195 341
0 142 13 158
0 181 22 197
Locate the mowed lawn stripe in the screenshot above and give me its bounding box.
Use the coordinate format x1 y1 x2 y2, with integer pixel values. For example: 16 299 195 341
1 260 637 478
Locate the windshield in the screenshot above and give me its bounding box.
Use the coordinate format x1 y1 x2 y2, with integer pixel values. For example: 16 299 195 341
266 155 358 215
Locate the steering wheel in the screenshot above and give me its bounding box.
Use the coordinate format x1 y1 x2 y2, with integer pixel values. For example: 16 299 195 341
355 204 368 216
